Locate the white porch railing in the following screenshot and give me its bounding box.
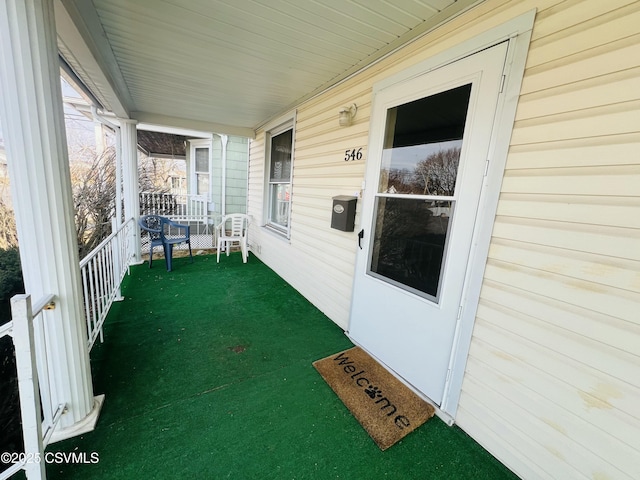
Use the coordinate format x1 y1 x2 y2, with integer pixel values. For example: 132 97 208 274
139 192 208 218
0 294 65 480
80 217 136 350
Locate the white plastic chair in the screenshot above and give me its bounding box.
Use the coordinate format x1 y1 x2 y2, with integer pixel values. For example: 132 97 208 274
215 214 250 263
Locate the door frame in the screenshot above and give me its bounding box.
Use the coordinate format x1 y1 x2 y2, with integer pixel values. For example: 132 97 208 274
348 10 535 423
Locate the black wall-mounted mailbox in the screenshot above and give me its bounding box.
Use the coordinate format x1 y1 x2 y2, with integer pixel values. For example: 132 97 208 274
331 195 357 232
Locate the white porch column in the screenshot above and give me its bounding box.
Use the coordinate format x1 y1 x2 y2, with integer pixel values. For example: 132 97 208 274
220 134 228 216
120 119 142 262
0 0 101 438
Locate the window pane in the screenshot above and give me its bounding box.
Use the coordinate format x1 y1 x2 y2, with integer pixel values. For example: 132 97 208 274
378 84 471 195
270 130 292 182
370 197 453 299
197 173 209 196
270 184 290 229
195 148 208 173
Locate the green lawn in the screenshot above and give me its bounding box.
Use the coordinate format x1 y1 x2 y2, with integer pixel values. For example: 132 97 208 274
47 254 518 479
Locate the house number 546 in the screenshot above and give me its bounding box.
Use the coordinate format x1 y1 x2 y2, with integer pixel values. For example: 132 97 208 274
344 148 363 161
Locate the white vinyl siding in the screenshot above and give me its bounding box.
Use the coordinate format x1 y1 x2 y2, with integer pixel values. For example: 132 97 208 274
247 1 640 479
456 1 640 480
225 136 248 214
210 136 222 212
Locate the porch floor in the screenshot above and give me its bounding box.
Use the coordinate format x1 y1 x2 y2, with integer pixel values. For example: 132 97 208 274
47 254 517 479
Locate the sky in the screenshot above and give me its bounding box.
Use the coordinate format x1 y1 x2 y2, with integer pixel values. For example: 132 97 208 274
0 77 93 155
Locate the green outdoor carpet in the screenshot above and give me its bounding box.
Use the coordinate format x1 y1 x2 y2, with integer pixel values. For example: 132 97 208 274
46 253 518 479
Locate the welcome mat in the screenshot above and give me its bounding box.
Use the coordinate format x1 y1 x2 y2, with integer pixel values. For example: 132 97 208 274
313 347 435 450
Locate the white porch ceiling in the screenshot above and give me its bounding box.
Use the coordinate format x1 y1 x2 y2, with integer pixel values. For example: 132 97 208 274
57 0 480 137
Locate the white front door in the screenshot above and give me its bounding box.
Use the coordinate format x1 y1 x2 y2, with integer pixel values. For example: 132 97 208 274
349 42 508 407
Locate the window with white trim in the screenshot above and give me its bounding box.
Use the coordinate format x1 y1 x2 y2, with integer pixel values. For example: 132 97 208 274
266 122 294 235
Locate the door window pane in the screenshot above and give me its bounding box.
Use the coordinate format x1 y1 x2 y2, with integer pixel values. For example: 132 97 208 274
378 84 471 196
370 198 453 299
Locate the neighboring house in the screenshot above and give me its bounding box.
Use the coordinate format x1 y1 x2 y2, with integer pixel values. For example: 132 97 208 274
136 129 249 216
0 1 638 480
136 131 249 252
185 134 249 216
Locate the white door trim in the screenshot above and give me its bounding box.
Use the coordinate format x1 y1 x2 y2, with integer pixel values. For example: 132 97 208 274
440 11 535 418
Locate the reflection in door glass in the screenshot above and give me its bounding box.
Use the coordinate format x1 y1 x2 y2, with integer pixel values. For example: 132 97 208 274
370 198 453 299
378 84 471 196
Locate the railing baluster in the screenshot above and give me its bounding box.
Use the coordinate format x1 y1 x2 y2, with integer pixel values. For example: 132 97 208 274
88 260 98 346
81 266 92 340
10 295 47 480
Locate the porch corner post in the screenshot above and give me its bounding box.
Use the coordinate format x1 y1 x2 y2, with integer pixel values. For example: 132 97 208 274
0 0 100 437
120 119 142 263
220 134 228 216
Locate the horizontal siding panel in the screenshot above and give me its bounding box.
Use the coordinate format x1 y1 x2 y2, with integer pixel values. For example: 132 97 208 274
487 237 640 293
291 229 356 262
483 258 640 325
294 160 365 175
491 216 640 261
525 2 640 67
291 239 356 279
293 175 365 189
295 122 370 152
480 279 640 356
510 100 640 145
496 193 640 229
459 375 587 480
516 66 640 120
500 165 640 196
472 317 640 438
530 0 637 40
478 294 640 388
521 33 640 94
505 133 640 169
465 353 636 479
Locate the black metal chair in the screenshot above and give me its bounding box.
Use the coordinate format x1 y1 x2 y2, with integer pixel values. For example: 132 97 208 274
139 215 193 271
